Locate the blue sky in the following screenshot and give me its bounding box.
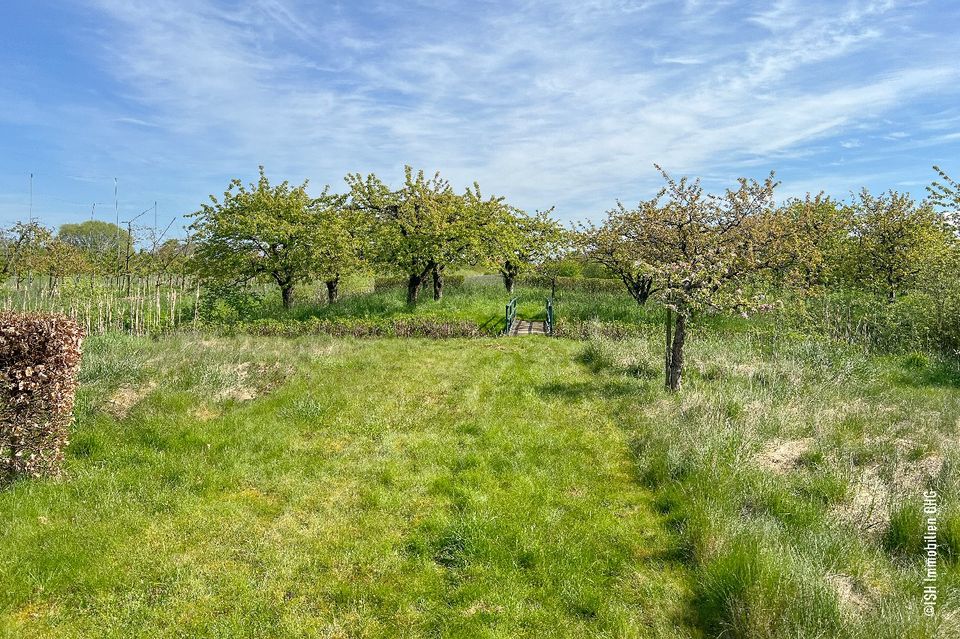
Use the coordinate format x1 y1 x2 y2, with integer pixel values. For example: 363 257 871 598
1 0 958 234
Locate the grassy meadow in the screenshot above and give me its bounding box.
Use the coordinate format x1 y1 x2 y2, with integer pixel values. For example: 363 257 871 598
1 281 958 637
228 276 666 336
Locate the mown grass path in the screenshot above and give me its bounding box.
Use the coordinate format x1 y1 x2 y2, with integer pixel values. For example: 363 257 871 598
0 336 694 638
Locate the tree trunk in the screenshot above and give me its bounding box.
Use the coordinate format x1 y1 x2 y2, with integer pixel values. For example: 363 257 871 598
280 282 295 309
406 273 423 305
666 311 687 392
664 307 672 386
432 266 444 301
502 261 517 294
625 274 653 305
325 276 340 304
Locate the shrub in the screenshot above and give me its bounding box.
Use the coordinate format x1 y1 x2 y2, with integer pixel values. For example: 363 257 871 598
373 274 465 293
196 284 267 324
0 312 85 483
780 286 960 355
391 318 480 338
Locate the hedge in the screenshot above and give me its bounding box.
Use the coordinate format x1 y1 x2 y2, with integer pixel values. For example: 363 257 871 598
373 274 466 293
0 312 85 483
233 316 485 338
517 275 625 295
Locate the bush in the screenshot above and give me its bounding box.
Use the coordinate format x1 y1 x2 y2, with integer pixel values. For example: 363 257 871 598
0 312 85 483
373 274 465 293
780 286 960 355
197 284 267 324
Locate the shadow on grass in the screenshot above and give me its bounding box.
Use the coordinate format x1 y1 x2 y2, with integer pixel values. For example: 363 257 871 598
534 379 641 402
476 314 502 334
892 354 960 389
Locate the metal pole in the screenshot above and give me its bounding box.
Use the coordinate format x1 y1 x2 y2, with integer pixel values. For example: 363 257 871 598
114 178 120 279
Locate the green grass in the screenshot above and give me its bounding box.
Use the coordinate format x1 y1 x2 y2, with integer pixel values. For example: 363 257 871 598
2 284 959 637
582 332 960 638
0 335 693 638
259 277 744 336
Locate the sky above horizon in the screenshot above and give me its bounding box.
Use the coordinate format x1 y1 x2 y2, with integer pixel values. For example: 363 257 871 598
1 0 958 235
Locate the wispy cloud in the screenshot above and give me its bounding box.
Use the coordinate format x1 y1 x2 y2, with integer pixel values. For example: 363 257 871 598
1 0 958 227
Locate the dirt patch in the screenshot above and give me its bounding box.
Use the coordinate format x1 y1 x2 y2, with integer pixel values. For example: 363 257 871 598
756 438 813 473
105 382 156 418
213 360 292 403
215 386 258 402
861 436 945 492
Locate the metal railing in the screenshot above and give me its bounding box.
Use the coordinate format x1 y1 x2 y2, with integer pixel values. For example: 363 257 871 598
545 297 554 336
504 297 518 335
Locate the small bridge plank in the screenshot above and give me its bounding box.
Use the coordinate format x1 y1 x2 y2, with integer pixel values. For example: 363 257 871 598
509 320 547 336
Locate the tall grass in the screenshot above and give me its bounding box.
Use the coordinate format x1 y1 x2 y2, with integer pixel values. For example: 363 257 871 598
584 331 958 638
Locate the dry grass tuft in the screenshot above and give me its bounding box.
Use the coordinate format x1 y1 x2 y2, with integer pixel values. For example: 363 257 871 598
756 438 814 473
105 382 156 418
836 465 891 534
826 572 869 615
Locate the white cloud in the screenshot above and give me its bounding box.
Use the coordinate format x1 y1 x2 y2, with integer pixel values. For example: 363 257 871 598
65 0 960 220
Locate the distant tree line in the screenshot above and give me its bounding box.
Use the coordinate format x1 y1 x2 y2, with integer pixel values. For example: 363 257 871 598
189 166 567 307
579 166 959 389
0 217 193 293
2 164 956 391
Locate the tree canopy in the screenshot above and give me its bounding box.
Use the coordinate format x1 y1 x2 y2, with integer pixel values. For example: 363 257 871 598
585 167 781 390
928 165 960 219
849 189 955 302
489 208 565 293
347 166 498 303
57 220 130 270
189 167 341 309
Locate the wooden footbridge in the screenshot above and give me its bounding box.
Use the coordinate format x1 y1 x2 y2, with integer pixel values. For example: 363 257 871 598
504 297 554 336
